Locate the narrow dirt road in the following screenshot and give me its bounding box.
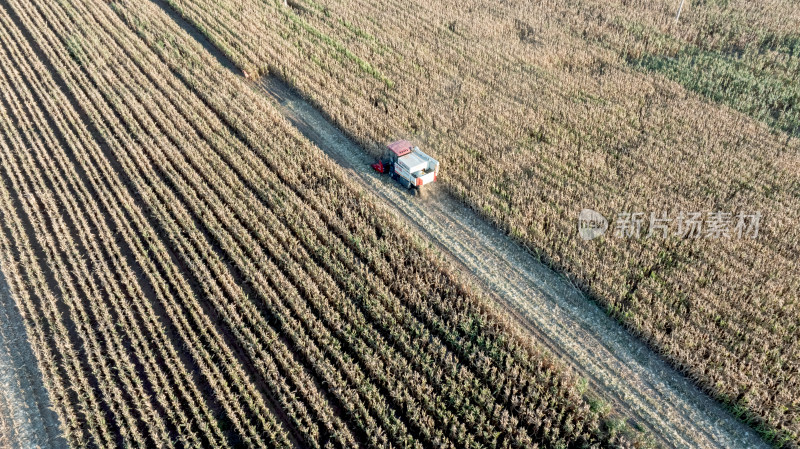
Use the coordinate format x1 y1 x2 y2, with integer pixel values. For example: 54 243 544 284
255 78 768 449
0 267 67 449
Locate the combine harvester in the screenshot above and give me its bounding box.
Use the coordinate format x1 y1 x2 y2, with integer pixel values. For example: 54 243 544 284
372 140 439 196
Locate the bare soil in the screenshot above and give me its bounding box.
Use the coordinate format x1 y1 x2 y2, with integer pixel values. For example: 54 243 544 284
0 267 67 449
254 77 768 449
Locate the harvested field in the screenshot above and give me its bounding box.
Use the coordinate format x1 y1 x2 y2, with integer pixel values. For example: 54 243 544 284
0 0 633 447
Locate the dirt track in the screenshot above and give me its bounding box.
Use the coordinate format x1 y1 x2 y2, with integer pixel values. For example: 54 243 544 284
0 267 66 449
255 78 768 449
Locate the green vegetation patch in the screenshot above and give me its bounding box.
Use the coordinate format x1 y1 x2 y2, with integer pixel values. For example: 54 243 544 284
283 8 394 88
631 46 800 136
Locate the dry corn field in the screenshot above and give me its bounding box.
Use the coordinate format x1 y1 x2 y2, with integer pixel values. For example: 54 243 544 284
0 0 798 446
157 0 800 444
0 0 641 447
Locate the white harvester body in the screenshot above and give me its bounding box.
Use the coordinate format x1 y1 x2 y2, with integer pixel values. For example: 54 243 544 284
374 140 439 190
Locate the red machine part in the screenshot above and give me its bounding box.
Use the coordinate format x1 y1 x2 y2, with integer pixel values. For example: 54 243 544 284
387 140 413 157
371 160 386 173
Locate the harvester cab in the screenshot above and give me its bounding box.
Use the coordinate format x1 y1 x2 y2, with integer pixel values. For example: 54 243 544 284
372 140 439 194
